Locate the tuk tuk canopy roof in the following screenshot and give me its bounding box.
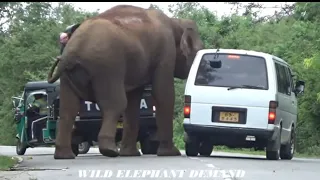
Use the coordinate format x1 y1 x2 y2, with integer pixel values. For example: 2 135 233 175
24 80 60 91
24 80 151 95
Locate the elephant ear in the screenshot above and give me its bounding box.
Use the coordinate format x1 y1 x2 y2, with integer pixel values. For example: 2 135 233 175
180 27 197 58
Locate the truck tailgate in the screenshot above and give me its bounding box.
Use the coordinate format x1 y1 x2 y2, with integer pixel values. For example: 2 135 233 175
78 86 154 120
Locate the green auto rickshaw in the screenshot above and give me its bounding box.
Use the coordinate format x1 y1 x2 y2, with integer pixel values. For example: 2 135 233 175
12 80 81 156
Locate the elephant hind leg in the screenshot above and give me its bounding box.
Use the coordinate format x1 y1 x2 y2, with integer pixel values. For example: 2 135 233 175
54 76 81 159
92 80 127 157
119 87 144 156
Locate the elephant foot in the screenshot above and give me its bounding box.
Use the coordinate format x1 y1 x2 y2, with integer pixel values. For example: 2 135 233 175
99 136 119 157
54 147 75 159
157 142 181 156
119 146 141 156
99 148 119 157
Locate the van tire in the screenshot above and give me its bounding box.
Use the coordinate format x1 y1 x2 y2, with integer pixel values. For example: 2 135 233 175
266 129 281 160
185 135 200 157
199 142 213 156
185 143 199 156
280 128 295 160
16 138 27 155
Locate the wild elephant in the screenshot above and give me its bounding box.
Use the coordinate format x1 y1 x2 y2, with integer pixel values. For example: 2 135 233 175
47 5 204 159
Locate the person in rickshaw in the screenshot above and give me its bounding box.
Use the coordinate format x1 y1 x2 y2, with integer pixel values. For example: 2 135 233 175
58 23 81 57
28 94 48 143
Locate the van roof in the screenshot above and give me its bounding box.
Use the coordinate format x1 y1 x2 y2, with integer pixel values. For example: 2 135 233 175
197 49 289 66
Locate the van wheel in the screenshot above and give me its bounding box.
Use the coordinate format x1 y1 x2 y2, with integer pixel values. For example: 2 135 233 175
266 129 281 160
280 128 295 160
71 144 79 156
199 142 213 156
185 135 200 157
16 138 27 155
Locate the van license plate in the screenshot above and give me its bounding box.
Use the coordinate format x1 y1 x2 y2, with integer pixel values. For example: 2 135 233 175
117 122 123 128
219 112 239 122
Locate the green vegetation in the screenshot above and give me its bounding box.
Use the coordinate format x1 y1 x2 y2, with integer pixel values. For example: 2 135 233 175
0 155 18 170
1 2 320 157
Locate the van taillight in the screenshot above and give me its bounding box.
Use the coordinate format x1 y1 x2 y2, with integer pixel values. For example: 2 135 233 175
184 95 191 118
268 101 278 124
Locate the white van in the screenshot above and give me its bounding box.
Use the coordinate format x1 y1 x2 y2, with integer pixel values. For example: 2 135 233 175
183 49 305 160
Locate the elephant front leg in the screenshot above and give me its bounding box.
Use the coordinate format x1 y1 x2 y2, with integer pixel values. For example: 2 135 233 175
152 69 181 156
54 77 80 159
119 88 144 156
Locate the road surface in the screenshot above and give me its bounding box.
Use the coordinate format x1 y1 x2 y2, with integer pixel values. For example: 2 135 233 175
0 146 320 180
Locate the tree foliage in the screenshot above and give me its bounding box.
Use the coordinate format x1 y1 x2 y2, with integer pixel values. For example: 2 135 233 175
0 2 98 144
1 2 320 155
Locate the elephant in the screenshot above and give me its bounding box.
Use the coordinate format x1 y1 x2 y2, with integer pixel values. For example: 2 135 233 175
47 5 204 159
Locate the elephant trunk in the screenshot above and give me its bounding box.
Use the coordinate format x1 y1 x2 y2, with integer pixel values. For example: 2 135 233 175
47 57 62 84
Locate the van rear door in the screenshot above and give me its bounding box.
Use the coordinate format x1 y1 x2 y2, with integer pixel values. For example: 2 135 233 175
186 53 274 129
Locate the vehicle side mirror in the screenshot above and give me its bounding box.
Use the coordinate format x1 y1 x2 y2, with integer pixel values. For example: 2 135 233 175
12 100 16 108
11 98 20 108
209 60 222 68
294 80 305 95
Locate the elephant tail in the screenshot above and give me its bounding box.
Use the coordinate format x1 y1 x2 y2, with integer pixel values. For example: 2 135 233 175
47 56 69 84
47 56 90 100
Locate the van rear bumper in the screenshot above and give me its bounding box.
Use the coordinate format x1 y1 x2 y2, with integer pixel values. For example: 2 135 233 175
184 124 273 137
183 124 276 148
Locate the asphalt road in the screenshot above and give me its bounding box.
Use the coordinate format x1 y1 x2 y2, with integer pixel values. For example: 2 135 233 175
0 146 320 180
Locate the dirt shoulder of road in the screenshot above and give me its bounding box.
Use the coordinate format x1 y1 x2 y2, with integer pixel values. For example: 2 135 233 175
0 155 19 171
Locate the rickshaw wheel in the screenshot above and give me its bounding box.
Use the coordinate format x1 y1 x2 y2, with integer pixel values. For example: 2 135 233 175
71 144 79 156
16 138 27 155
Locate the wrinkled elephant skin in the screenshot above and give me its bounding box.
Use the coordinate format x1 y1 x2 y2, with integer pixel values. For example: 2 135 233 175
47 5 204 159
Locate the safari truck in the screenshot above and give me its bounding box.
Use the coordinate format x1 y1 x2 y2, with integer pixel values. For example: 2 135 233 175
12 80 159 156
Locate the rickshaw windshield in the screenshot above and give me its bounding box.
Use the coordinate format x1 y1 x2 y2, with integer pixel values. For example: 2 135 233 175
13 91 24 108
24 89 48 108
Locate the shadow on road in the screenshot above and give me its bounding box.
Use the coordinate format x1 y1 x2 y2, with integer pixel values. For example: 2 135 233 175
199 154 320 163
202 155 267 161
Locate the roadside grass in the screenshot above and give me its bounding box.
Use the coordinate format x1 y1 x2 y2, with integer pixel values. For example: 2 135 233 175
214 146 320 158
0 155 18 171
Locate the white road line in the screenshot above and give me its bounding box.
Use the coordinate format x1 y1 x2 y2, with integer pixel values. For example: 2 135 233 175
206 164 216 168
188 157 199 160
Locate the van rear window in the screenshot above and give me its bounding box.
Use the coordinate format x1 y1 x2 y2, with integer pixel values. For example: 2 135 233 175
194 53 268 90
